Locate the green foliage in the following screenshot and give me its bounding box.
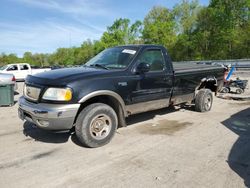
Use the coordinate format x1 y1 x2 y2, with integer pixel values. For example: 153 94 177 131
171 0 201 60
143 6 176 50
0 53 21 66
0 0 249 66
101 18 143 48
192 0 250 60
173 0 201 34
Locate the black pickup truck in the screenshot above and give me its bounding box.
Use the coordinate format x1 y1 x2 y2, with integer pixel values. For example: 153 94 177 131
18 45 224 147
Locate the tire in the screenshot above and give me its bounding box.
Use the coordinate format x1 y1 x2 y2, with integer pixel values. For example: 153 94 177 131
236 88 243 94
75 103 118 148
221 87 230 93
195 89 213 112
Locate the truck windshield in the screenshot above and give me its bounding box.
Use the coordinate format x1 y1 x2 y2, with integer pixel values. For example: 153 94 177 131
0 65 7 70
85 47 138 69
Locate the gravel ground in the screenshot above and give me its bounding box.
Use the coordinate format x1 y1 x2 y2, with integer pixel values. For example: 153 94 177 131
0 73 249 188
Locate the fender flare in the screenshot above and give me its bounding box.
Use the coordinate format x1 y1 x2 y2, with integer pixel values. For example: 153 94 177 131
78 90 127 116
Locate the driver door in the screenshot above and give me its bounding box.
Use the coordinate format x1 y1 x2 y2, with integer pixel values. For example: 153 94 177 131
127 48 173 114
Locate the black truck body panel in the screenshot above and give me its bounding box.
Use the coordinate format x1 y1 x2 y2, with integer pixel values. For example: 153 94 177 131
172 64 224 104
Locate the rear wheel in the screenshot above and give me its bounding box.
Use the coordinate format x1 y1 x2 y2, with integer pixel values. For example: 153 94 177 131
75 103 118 148
236 88 243 94
195 89 213 112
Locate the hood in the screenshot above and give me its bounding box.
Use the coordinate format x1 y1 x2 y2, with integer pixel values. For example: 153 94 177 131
34 67 105 79
26 67 119 86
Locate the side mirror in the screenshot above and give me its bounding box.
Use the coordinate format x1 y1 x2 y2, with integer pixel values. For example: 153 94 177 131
136 62 150 74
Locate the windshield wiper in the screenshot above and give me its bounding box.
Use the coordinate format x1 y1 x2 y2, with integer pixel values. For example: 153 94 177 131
89 64 109 70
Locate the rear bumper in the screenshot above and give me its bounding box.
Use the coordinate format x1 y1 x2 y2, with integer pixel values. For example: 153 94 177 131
18 96 80 130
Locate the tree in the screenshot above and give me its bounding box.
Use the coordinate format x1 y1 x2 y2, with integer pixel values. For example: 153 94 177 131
173 0 201 34
76 40 95 64
172 0 201 60
51 48 75 66
200 0 250 59
128 20 143 44
101 18 143 48
23 52 35 64
142 6 176 53
0 53 20 65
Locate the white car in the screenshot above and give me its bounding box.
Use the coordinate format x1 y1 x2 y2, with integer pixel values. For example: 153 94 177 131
0 63 51 81
0 73 17 90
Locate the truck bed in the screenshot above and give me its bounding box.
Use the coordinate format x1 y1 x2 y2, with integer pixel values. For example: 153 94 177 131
173 62 223 73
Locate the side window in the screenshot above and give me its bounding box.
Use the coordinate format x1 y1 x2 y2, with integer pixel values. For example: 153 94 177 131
137 49 165 71
20 64 29 70
7 65 18 71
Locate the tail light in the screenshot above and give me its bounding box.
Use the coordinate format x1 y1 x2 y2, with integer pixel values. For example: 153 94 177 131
12 76 16 81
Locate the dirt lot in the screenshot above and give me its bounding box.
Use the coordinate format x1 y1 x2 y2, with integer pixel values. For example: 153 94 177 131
0 72 249 188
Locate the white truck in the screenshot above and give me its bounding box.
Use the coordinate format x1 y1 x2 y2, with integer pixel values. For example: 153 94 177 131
0 63 51 81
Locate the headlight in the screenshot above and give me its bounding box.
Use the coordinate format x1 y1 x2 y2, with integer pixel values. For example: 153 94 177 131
42 88 72 101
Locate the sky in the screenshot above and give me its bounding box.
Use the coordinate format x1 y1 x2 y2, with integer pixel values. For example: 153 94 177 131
0 0 209 57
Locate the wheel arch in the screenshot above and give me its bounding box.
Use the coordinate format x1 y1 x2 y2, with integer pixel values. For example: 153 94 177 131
74 90 127 128
196 76 219 93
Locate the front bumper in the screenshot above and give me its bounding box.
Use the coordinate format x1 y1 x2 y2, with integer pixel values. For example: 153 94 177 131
18 96 80 130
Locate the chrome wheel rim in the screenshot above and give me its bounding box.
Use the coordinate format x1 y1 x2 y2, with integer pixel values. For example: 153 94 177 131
204 95 212 110
90 114 112 140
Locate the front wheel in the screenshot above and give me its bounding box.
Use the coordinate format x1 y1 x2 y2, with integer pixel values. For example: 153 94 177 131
195 89 213 112
75 103 118 148
220 87 230 93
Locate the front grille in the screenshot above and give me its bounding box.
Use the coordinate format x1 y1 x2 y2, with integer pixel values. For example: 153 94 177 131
24 84 41 101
